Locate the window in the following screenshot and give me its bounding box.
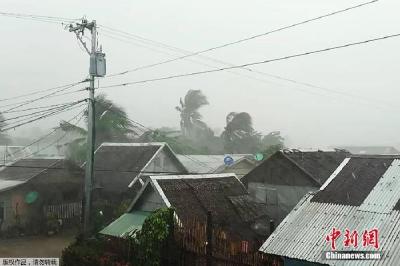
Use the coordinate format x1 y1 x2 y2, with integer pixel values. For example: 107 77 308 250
266 188 278 205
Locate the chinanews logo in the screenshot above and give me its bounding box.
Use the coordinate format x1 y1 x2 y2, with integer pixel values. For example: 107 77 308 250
323 228 382 261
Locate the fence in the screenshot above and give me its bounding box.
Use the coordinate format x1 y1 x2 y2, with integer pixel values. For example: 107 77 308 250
172 213 283 266
44 202 82 220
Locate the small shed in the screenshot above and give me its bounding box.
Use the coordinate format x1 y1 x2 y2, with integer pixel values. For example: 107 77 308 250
0 158 83 231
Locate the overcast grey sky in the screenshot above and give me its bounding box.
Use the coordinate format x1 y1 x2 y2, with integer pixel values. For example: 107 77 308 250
1 0 399 149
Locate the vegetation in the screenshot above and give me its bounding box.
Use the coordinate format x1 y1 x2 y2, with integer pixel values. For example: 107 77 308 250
221 112 262 154
60 90 285 161
62 208 174 266
134 208 174 266
60 94 135 163
175 90 213 139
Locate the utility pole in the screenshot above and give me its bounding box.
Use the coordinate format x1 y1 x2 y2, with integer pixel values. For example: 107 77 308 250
69 19 106 237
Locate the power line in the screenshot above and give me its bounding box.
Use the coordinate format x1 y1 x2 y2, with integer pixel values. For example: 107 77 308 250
0 11 80 24
0 101 85 132
1 101 84 114
94 100 218 171
0 82 86 112
4 108 86 160
104 0 378 77
0 80 88 103
98 27 397 110
99 32 400 90
0 164 246 176
0 100 84 123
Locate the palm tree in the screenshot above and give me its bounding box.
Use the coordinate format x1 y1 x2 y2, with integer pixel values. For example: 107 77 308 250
221 112 261 153
60 94 135 162
175 90 212 138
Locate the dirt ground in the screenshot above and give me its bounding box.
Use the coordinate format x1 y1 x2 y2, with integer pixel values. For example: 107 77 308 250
0 230 76 258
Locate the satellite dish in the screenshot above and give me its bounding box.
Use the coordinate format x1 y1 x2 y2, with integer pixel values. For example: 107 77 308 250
224 155 234 166
25 191 39 204
254 153 264 161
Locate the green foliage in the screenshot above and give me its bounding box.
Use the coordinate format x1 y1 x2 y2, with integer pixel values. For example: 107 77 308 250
261 131 285 159
262 131 284 147
134 208 173 266
221 112 262 154
176 90 214 139
60 94 134 163
262 144 284 159
62 237 107 266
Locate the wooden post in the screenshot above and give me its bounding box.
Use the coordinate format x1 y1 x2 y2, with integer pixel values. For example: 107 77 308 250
206 211 213 266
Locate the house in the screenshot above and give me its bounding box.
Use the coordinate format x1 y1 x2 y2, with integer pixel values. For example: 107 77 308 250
335 145 400 155
260 155 400 265
93 142 187 200
176 154 256 178
0 158 84 232
0 146 33 166
241 149 349 226
100 173 270 243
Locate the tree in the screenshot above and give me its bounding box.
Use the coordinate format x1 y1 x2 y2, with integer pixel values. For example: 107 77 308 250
0 112 11 145
60 94 135 162
175 90 213 139
262 131 284 147
221 112 261 154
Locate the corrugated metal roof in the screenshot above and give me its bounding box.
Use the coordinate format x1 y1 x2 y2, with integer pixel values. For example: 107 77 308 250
358 159 400 214
177 154 251 173
100 211 151 238
260 157 400 265
0 179 25 192
260 193 400 265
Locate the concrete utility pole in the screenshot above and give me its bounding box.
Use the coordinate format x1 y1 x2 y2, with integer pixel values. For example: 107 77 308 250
69 19 106 237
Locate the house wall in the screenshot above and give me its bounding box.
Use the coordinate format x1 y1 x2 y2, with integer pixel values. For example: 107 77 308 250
144 148 185 174
0 185 36 231
248 182 316 224
244 153 318 226
133 185 165 212
0 165 83 231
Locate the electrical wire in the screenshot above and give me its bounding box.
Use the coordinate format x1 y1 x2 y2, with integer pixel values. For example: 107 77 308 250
0 80 88 103
0 101 85 132
94 100 218 171
0 100 84 123
99 32 400 89
0 11 80 24
1 101 84 114
0 164 248 176
4 107 87 160
104 0 378 78
0 82 86 112
98 28 397 110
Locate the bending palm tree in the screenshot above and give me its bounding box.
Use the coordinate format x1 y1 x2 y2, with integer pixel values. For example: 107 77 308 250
60 94 134 162
221 112 261 153
175 90 212 138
